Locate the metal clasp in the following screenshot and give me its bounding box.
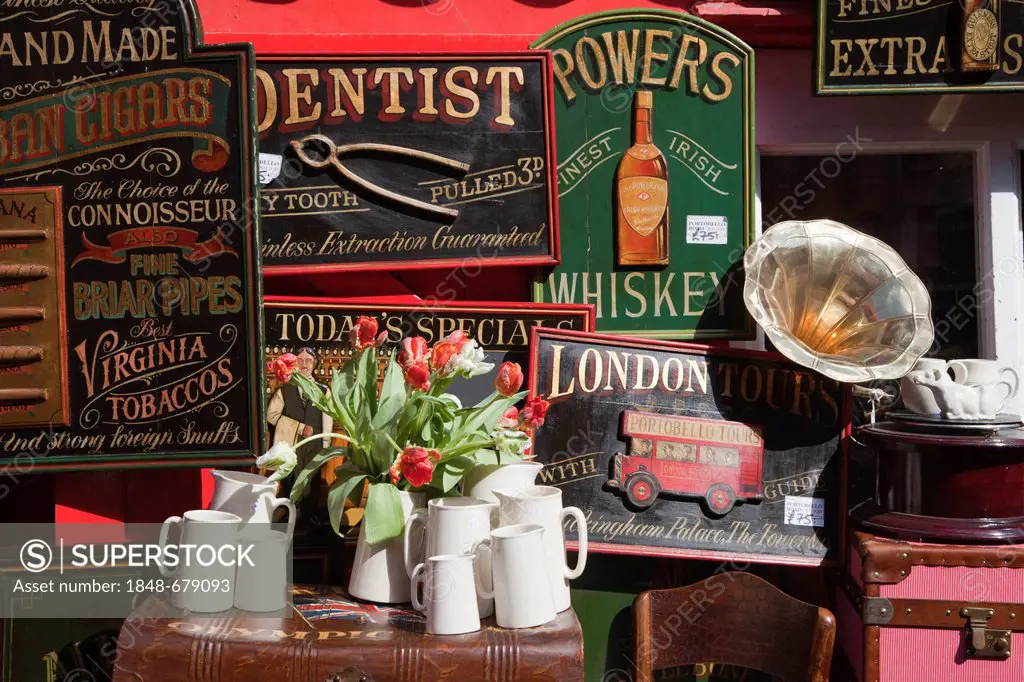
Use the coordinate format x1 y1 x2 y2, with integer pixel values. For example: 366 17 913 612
962 607 1012 660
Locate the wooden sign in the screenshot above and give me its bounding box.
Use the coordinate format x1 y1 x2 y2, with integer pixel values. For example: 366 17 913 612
817 0 1024 94
531 10 755 339
263 298 592 455
0 0 263 470
528 328 850 566
256 54 558 274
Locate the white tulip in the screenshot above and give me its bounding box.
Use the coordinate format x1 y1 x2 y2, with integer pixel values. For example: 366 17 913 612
256 441 298 482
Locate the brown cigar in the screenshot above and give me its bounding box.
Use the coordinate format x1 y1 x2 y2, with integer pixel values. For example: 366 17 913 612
0 229 47 243
0 307 44 324
0 346 43 366
0 389 47 404
0 265 49 282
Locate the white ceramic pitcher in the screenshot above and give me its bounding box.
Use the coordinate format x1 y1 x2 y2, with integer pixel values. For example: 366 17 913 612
210 470 296 542
477 524 556 629
404 496 497 617
463 460 543 503
493 485 587 613
349 491 425 604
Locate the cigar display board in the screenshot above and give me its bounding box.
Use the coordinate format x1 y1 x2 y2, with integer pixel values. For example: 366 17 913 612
263 298 592 410
529 328 851 566
817 0 1024 94
256 54 558 274
531 10 755 339
0 0 263 470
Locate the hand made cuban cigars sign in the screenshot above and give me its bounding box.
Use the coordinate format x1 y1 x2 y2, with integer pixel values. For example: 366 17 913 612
0 0 262 469
529 329 850 566
255 54 558 273
817 0 1024 93
531 10 755 339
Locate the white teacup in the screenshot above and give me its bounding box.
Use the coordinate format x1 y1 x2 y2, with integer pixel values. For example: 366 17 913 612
949 359 1019 416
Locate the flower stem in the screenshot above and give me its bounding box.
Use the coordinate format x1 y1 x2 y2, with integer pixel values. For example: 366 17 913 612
294 432 356 450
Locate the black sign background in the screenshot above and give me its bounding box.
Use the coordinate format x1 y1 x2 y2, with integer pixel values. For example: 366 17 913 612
264 298 592 408
529 329 850 566
257 54 558 273
0 0 262 469
817 0 1024 94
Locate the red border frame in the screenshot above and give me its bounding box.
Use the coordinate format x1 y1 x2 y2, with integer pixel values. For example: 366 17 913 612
264 295 594 331
526 327 852 568
257 51 561 276
0 186 70 429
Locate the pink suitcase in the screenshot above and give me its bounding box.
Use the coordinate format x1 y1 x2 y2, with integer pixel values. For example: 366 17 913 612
836 531 1024 681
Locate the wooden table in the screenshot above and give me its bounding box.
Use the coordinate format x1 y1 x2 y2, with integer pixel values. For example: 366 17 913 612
111 585 585 681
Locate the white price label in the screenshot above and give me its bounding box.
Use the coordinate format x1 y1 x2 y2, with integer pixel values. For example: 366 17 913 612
784 496 825 528
686 215 728 244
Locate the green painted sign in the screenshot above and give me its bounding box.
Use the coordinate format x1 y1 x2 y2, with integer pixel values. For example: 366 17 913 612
531 9 755 339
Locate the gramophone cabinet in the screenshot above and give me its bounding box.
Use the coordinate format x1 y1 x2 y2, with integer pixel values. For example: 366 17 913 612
835 531 1024 682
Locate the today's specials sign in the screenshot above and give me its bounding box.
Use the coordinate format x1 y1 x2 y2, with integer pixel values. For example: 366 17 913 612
531 10 755 339
263 298 593 408
817 0 1024 94
0 0 262 469
529 329 850 566
256 54 558 273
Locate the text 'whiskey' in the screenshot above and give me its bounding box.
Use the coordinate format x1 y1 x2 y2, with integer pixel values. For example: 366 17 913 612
615 91 669 267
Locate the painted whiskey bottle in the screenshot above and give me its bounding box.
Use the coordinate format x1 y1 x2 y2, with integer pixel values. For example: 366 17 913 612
615 91 669 267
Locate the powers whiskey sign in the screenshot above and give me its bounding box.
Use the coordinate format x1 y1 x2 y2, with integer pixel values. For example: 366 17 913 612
256 54 558 274
817 0 1024 93
0 0 262 469
531 10 755 339
529 329 850 566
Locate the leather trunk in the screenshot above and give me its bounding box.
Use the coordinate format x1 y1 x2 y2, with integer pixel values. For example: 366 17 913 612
111 586 585 682
835 531 1024 682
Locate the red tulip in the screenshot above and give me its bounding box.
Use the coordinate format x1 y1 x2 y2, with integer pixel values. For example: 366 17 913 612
267 353 298 384
404 362 431 392
496 406 519 430
430 330 470 374
398 446 441 488
398 336 429 369
494 361 524 396
351 316 384 351
519 397 550 431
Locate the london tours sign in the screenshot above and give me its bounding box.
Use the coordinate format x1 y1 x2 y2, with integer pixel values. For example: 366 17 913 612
255 54 559 274
529 328 850 566
0 0 263 470
817 0 1024 94
531 10 755 339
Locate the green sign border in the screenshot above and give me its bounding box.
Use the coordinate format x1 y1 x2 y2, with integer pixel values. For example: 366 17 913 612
531 9 756 340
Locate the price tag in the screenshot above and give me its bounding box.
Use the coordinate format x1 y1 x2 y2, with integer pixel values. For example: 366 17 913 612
686 215 728 244
784 496 825 528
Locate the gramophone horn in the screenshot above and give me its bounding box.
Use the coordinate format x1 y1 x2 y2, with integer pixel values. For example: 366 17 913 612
743 220 934 383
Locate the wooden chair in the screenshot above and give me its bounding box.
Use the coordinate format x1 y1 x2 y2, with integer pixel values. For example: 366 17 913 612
633 571 835 682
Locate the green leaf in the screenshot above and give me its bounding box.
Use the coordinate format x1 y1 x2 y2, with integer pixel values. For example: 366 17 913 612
358 348 379 416
292 373 334 415
363 483 404 544
439 455 474 493
373 355 406 429
288 447 348 504
469 448 499 466
328 471 367 536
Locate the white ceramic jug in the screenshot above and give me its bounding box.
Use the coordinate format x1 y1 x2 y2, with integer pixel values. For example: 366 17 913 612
463 460 543 503
158 510 241 612
210 470 296 541
493 485 587 613
477 524 556 629
410 553 485 635
349 491 425 604
404 496 497 617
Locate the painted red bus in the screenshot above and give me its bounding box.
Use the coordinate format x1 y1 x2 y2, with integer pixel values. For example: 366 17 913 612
607 410 765 515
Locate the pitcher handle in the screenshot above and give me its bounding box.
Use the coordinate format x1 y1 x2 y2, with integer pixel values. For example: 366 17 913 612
270 497 297 542
561 506 588 580
474 538 494 600
157 516 182 579
403 509 427 578
410 563 427 613
1001 366 1020 399
948 360 968 384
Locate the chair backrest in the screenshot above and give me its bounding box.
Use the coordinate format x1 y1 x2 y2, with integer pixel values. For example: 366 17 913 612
633 571 835 682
